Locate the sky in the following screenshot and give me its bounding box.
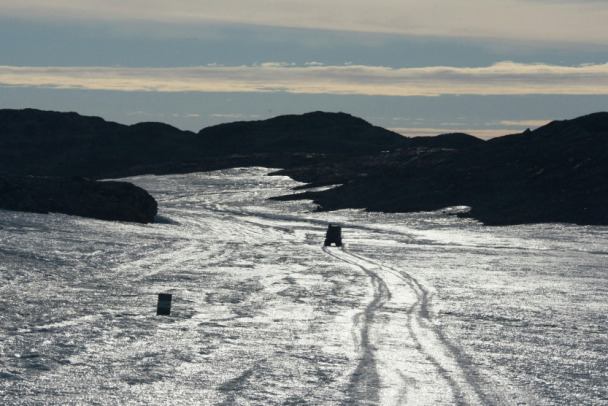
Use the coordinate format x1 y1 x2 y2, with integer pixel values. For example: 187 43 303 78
1 1 607 139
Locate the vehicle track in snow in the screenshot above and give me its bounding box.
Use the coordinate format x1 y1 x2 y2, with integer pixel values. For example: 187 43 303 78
201 200 490 405
324 245 488 405
323 245 389 405
151 179 491 405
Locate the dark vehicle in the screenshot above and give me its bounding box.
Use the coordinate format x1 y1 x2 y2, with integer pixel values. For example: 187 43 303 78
324 224 342 247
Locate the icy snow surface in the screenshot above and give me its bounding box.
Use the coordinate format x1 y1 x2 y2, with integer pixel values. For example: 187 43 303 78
1 167 607 405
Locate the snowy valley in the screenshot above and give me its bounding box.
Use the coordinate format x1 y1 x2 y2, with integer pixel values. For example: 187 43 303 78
1 168 607 405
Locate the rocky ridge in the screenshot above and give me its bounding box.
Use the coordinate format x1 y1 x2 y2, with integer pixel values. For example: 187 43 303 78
1 108 606 225
0 174 158 223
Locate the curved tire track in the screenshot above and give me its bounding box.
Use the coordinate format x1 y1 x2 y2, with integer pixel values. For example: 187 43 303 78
325 245 487 405
323 246 390 405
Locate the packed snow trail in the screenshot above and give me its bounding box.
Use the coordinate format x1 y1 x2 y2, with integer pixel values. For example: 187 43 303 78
2 168 607 405
323 246 387 405
323 245 485 405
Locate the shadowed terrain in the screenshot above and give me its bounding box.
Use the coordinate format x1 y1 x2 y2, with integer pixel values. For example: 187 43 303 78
1 108 606 225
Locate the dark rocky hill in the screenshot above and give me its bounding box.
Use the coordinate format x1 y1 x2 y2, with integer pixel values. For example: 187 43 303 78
0 108 197 178
196 111 411 154
277 112 608 225
1 108 606 225
0 174 157 223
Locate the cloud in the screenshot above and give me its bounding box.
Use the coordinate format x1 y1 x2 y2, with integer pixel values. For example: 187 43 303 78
1 62 608 97
125 111 157 117
173 113 201 118
389 127 521 140
210 113 261 119
390 116 555 139
497 119 551 127
3 0 608 45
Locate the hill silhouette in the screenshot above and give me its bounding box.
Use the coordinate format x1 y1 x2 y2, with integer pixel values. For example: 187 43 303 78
0 173 157 223
278 112 608 225
0 108 606 225
196 111 411 154
0 109 420 178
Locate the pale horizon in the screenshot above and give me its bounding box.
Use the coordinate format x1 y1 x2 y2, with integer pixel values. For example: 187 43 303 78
1 0 607 138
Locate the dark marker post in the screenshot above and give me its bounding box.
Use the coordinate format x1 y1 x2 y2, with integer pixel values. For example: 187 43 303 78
157 293 172 315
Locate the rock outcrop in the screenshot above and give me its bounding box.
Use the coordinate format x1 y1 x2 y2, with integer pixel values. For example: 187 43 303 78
276 112 608 225
1 108 606 225
0 174 157 223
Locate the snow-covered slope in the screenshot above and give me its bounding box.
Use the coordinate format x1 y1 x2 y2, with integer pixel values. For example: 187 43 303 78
1 168 606 405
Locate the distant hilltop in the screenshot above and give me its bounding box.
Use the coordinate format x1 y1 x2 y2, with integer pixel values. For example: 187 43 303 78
0 108 606 225
0 109 482 178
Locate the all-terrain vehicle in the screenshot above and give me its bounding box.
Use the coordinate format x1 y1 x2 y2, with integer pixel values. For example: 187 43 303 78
324 224 342 247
